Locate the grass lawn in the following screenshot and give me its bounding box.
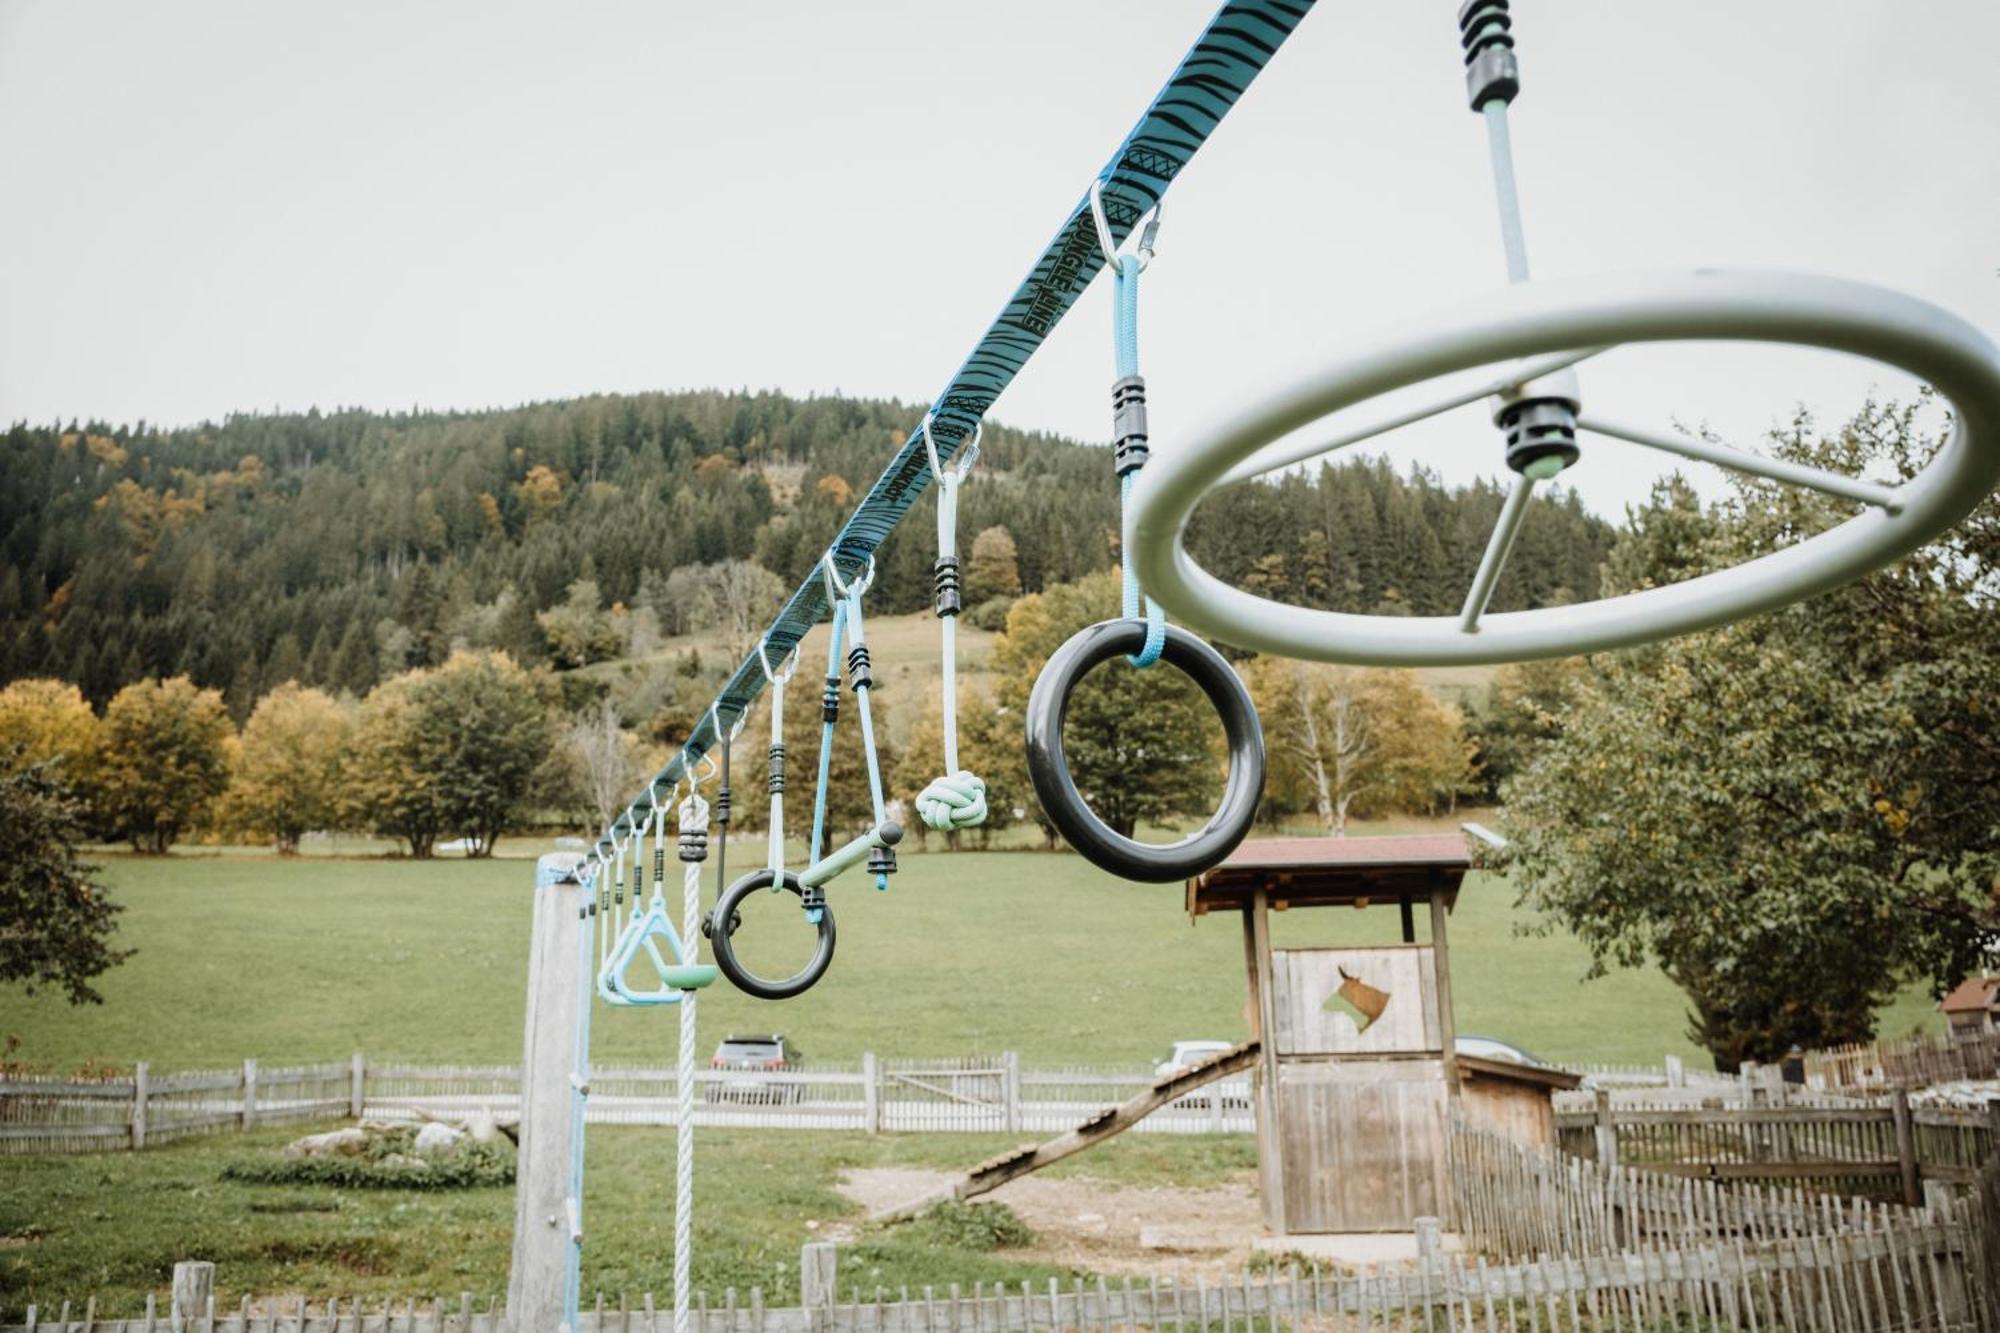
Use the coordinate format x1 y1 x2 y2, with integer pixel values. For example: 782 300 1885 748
0 839 1941 1076
0 1121 1255 1317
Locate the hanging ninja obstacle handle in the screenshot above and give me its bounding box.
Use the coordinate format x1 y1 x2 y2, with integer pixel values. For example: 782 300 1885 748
568 1 1314 891
1024 621 1265 883
1128 268 2000 667
700 820 898 1001
705 869 838 1002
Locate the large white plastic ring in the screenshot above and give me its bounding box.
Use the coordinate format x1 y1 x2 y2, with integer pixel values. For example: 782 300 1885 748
1129 269 2000 665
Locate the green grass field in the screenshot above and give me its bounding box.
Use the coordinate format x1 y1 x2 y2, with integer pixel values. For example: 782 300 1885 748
0 841 1941 1075
0 1122 1255 1316
0 838 1946 1316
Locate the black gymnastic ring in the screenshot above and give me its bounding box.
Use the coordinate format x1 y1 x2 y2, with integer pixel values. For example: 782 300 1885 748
1024 620 1265 883
704 868 837 1000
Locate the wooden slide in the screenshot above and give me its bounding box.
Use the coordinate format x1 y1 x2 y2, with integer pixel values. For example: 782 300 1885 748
872 1039 1261 1223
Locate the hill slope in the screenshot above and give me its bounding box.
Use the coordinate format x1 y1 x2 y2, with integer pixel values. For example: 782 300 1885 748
1 391 1615 708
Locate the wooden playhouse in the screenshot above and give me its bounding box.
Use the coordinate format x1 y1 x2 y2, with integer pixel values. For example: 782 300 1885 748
1188 833 1580 1236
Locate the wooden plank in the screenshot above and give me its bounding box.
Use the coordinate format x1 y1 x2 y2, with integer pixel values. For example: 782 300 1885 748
868 1042 1261 1222
1268 947 1438 1056
0 1080 139 1098
1278 1059 1445 1231
1638 1161 1902 1181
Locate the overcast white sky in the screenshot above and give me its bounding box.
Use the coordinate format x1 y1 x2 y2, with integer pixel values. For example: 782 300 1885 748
4 1 1997 518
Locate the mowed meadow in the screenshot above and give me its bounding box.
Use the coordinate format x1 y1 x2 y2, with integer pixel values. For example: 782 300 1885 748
0 839 1944 1075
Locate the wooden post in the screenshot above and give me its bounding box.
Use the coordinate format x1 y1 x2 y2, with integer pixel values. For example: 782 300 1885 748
507 852 588 1333
132 1061 149 1151
1593 1088 1617 1169
1002 1051 1020 1134
1890 1087 1920 1207
1247 888 1287 1231
171 1262 213 1333
1664 1054 1684 1089
1429 891 1459 1097
241 1059 258 1129
350 1052 366 1120
800 1242 837 1327
1414 1217 1444 1275
860 1051 880 1135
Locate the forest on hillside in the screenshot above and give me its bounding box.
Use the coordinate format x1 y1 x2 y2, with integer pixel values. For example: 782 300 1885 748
0 390 1616 710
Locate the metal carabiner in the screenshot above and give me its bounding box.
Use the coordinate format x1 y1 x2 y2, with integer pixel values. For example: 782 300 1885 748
755 637 801 686
1088 177 1162 272
820 550 877 603
921 412 983 486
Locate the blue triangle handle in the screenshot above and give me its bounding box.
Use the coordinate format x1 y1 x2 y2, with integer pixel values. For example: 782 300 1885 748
598 900 715 1006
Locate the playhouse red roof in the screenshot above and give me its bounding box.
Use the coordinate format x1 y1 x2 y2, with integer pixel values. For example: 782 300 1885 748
1938 976 2000 1014
1187 833 1475 917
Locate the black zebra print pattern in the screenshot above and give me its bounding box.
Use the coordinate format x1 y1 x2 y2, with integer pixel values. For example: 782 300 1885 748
591 0 1317 866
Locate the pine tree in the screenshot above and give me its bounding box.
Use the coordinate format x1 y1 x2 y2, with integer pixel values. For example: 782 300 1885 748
331 622 377 696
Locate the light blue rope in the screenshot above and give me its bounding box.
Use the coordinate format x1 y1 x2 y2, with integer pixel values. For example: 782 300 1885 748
562 876 594 1328
1114 254 1141 377
844 592 893 889
808 601 846 871
1114 253 1166 668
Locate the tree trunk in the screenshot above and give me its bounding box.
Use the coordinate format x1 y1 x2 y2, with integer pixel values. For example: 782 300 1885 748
1291 666 1336 834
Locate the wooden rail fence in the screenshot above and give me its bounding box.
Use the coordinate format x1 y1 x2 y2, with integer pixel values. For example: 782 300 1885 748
0 1054 1251 1155
1553 1088 2000 1203
0 1060 357 1154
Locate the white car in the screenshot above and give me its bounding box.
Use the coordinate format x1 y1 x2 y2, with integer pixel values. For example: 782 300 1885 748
1154 1039 1252 1108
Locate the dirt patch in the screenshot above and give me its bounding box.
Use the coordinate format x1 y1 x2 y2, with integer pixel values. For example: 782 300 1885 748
837 1168 1269 1281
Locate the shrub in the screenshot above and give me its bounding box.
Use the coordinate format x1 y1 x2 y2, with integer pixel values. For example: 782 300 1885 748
222 1130 514 1190
904 1199 1034 1251
966 596 1015 632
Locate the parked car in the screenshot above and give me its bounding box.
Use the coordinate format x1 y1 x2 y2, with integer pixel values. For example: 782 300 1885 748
1455 1034 1551 1067
707 1034 807 1104
1454 1034 1598 1089
1154 1039 1252 1108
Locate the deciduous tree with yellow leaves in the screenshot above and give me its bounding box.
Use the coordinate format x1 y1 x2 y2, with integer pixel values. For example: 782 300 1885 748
95 676 234 854
1245 658 1475 835
223 683 351 854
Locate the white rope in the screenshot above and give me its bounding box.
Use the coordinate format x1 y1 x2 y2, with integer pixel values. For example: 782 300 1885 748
756 642 796 875
673 791 707 1333
918 416 988 833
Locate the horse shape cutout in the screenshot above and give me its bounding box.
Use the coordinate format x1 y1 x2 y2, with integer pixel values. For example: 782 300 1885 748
1322 965 1391 1034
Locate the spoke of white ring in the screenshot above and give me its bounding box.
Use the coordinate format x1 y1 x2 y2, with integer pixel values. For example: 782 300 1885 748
1458 474 1536 634
1578 414 1904 511
1220 347 1604 487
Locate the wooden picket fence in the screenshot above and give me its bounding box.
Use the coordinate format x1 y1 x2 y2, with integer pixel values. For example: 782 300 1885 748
1447 1119 1996 1328
14 1227 1997 1333
1805 1026 2000 1092
0 1054 1250 1154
